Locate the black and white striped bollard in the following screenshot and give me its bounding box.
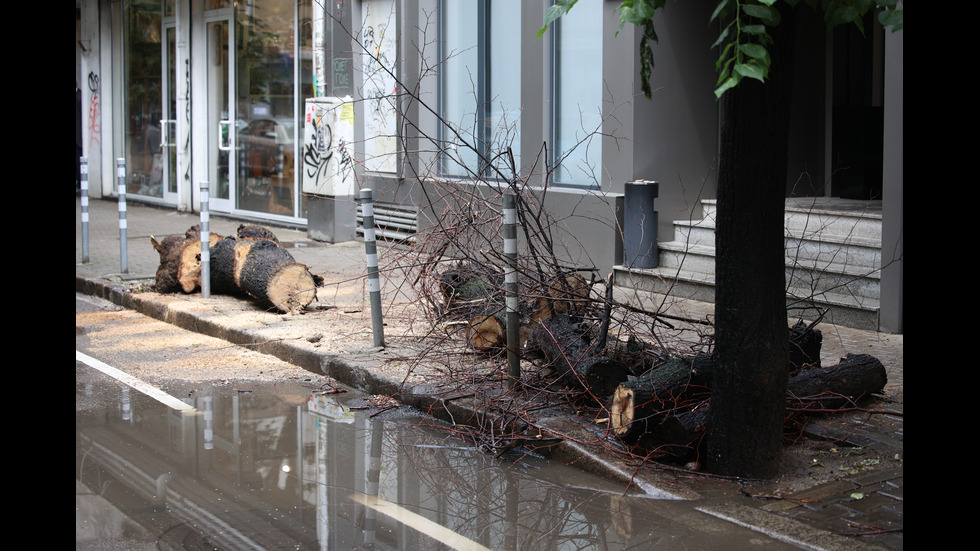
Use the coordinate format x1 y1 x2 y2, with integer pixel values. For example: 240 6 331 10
503 192 520 384
361 188 385 348
80 156 89 263
116 158 128 273
200 181 211 298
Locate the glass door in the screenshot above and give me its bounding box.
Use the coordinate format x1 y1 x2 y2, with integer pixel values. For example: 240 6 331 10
161 19 178 204
206 11 236 212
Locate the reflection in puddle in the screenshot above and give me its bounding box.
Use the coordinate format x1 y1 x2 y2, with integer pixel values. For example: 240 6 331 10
76 379 784 550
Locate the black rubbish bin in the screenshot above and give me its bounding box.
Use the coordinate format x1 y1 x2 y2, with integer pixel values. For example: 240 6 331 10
623 180 659 269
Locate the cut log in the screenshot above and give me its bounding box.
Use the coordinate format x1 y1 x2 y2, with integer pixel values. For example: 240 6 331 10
150 226 221 293
789 320 822 372
611 353 887 453
526 314 629 397
234 238 319 313
209 236 241 296
786 353 887 408
466 312 507 352
530 273 590 323
152 225 322 314
609 356 715 442
235 223 280 243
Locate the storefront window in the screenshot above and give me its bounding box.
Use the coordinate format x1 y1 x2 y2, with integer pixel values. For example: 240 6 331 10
235 0 298 217
553 2 603 188
299 0 315 218
123 0 163 198
439 1 521 180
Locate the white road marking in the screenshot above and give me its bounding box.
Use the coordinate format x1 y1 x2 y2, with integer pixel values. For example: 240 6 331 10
349 493 491 551
76 350 197 414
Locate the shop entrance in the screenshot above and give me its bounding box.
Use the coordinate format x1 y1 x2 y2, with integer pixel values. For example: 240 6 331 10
204 10 236 212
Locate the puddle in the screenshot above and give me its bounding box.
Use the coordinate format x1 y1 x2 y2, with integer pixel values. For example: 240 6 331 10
76 377 799 550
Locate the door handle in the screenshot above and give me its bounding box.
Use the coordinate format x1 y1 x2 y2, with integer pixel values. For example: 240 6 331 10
160 119 177 151
219 119 232 151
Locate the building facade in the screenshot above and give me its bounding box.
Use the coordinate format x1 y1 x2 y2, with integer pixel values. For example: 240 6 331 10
77 0 902 332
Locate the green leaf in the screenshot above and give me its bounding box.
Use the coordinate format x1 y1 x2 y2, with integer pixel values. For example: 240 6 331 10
710 0 732 23
878 8 903 31
714 75 740 99
742 3 780 26
738 43 769 60
734 61 767 82
711 24 731 49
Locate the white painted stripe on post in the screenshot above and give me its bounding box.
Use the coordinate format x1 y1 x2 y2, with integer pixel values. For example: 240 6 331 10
369 278 381 293
504 208 516 225
76 350 197 413
366 253 378 267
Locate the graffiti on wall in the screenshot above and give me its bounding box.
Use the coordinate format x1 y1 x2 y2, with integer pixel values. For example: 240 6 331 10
303 114 333 187
87 72 101 148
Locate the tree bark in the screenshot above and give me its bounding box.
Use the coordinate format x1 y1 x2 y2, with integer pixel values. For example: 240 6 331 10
526 314 630 398
616 354 886 459
232 238 319 313
706 3 799 478
152 225 321 314
150 226 221 294
609 356 715 442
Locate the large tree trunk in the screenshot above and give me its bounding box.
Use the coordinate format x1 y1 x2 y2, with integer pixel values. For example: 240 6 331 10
706 4 799 478
152 225 321 314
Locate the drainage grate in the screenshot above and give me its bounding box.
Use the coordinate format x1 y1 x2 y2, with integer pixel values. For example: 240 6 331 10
357 201 419 243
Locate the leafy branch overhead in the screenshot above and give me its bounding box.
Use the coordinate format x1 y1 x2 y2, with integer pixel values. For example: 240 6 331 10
539 0 903 100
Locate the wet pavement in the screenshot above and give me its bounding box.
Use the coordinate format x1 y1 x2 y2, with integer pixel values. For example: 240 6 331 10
76 197 903 549
77 372 817 550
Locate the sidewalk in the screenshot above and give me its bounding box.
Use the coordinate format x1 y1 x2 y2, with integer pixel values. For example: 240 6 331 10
76 196 903 549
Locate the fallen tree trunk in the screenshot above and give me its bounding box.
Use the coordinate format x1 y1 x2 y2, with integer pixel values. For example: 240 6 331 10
233 239 318 312
150 226 222 293
610 323 824 442
526 314 629 397
785 353 887 408
613 353 888 458
152 225 322 314
609 356 715 442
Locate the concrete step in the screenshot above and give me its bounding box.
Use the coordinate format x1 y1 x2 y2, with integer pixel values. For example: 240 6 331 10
667 204 881 271
613 265 880 331
697 199 882 242
615 198 884 331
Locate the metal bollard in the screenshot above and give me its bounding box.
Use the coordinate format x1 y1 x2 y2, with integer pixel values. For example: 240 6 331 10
360 188 385 348
200 181 211 298
116 158 128 273
503 193 520 385
80 156 89 263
